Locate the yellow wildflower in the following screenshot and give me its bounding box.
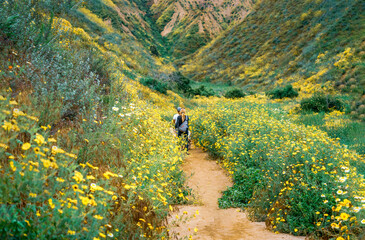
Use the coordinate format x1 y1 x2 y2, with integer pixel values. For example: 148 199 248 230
103 171 118 179
87 175 96 180
9 161 16 171
340 212 350 221
0 143 8 149
29 193 37 198
72 171 84 183
48 138 57 143
56 177 65 182
34 133 45 145
48 199 55 209
21 143 31 150
94 215 103 220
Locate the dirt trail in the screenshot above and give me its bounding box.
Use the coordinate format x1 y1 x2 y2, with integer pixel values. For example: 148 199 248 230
168 147 305 240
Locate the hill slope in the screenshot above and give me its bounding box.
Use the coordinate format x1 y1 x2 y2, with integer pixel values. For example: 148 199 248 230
150 0 254 58
182 0 365 114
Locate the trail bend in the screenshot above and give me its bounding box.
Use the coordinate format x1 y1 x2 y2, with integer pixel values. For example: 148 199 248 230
168 147 306 240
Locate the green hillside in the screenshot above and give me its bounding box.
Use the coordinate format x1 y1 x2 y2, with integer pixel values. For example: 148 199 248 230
183 0 365 117
150 0 254 58
0 1 186 239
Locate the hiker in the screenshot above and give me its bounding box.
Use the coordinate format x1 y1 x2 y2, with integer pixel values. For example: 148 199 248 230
175 108 190 152
173 107 181 125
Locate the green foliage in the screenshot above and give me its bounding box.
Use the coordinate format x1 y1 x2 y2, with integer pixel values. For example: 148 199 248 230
0 95 188 239
219 167 263 209
140 77 169 94
169 71 192 95
300 93 345 113
224 88 246 99
190 86 215 97
155 6 174 31
266 85 298 99
168 23 209 58
191 100 365 238
295 113 365 164
149 45 160 57
183 0 364 111
0 0 189 239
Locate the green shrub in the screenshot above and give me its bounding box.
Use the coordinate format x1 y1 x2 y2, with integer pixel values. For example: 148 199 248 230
224 88 246 99
219 167 263 209
266 84 298 99
169 71 192 94
300 93 344 112
140 77 168 94
191 85 215 97
149 45 160 57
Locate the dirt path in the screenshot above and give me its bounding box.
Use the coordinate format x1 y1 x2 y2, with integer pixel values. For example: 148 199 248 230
168 147 306 240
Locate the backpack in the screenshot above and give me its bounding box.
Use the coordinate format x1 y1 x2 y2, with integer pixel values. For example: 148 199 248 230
178 116 188 132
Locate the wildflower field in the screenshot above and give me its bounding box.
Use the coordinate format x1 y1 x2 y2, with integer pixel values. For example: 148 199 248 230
0 1 190 239
190 98 365 239
1 0 364 239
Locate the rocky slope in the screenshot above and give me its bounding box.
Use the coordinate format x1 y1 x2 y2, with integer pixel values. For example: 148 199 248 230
150 0 254 58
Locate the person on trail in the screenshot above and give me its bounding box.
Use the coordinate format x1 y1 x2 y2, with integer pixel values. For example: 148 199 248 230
175 108 190 152
173 107 181 125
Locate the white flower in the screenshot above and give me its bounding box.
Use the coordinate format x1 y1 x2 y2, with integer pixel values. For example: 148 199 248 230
361 219 365 224
112 107 119 112
337 190 344 195
118 113 125 118
323 200 328 204
321 194 325 198
107 233 114 237
352 207 361 213
338 177 347 183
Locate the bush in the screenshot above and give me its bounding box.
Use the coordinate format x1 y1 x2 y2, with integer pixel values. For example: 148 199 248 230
191 85 215 97
224 88 245 99
169 71 192 94
300 93 344 112
266 84 298 99
219 167 263 209
140 77 168 94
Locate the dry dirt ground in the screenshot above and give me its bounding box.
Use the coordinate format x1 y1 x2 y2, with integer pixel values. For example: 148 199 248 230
168 147 306 240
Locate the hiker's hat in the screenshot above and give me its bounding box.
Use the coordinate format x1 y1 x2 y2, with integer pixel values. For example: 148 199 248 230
177 107 182 112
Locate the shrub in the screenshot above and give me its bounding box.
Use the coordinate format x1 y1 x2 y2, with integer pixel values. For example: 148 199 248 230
219 167 263 209
224 88 245 99
140 77 168 94
300 93 344 112
266 84 298 99
191 85 215 97
149 45 160 57
169 71 192 94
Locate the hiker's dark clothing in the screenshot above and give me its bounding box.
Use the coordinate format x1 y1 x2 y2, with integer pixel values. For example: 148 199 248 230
175 115 189 133
175 115 189 150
